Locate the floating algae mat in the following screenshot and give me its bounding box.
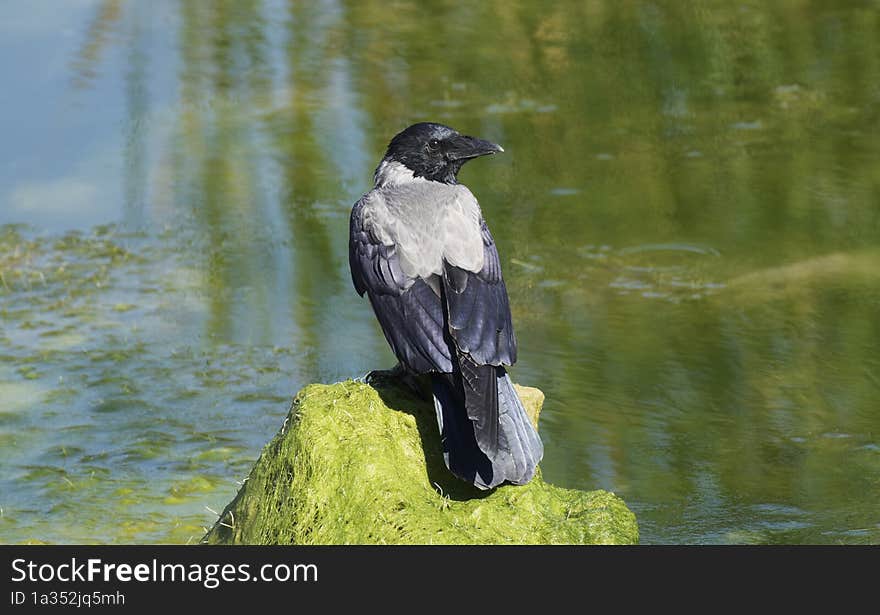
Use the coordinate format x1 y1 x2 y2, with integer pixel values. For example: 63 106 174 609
204 380 638 545
0 225 310 544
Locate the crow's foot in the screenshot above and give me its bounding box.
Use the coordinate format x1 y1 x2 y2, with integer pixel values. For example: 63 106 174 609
366 364 430 400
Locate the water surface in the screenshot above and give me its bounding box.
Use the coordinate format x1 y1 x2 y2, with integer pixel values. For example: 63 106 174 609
1 0 879 544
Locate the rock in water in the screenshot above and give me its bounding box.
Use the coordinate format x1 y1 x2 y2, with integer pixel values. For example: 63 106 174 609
203 380 638 545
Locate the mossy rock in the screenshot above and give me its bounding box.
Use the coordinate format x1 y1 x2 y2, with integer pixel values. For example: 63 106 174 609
203 380 638 545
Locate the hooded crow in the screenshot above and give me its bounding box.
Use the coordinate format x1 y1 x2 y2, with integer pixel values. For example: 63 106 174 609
349 122 543 490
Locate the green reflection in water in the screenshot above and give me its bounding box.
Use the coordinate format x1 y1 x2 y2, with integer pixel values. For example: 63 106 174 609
2 0 879 543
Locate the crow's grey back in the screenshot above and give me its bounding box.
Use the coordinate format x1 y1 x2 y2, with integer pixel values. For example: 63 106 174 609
364 161 484 282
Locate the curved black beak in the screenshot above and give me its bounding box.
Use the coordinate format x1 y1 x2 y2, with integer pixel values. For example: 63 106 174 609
445 135 504 162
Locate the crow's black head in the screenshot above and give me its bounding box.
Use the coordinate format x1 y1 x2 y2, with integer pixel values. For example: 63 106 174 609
381 122 503 184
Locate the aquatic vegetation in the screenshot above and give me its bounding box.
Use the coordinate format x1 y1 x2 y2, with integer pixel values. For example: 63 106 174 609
204 381 638 545
0 226 303 544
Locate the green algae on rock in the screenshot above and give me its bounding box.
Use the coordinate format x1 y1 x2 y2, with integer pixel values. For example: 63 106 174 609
203 380 638 545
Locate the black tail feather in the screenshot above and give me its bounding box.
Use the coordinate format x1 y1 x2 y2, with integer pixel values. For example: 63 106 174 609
431 372 494 488
457 354 499 453
431 364 543 490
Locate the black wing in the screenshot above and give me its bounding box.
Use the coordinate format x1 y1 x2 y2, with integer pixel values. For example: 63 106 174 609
349 198 454 374
441 218 517 367
439 218 517 454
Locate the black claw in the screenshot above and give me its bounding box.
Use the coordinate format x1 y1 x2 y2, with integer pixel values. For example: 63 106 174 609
366 364 406 385
365 364 430 401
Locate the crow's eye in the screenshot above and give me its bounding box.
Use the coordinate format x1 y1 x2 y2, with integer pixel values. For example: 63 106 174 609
428 139 440 150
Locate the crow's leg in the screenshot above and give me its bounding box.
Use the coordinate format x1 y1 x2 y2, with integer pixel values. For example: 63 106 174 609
366 363 430 400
